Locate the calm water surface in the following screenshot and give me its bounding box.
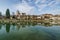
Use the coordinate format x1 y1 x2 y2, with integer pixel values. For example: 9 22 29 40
0 22 60 40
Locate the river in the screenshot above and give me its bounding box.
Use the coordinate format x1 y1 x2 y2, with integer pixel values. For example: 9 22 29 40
0 22 60 40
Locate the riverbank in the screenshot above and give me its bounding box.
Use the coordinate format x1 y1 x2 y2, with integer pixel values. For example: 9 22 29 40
0 19 60 25
0 19 51 23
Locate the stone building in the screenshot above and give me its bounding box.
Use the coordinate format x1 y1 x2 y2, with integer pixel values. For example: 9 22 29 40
41 14 53 20
16 10 21 20
50 15 60 20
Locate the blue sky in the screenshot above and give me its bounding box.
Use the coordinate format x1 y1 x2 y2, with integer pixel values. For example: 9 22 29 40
0 0 60 15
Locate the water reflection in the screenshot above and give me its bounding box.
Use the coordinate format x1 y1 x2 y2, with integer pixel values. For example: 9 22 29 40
0 23 2 30
0 22 60 40
6 23 10 33
41 23 53 27
0 22 60 33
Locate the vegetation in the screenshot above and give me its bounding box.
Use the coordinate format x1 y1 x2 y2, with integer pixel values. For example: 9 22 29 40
12 12 15 18
0 8 60 24
6 9 10 18
0 12 2 16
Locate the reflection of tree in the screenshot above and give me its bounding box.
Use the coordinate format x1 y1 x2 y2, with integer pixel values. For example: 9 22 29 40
20 22 26 27
16 24 20 30
12 23 16 26
6 23 10 33
32 22 37 26
27 22 31 26
41 23 52 27
21 24 25 27
12 23 16 31
0 23 2 30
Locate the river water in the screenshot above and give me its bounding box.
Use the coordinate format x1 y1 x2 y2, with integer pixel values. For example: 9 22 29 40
0 22 60 40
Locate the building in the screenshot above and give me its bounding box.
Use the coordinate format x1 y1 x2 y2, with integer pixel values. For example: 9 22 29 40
22 13 26 16
36 15 41 20
50 15 60 20
16 10 21 19
41 14 53 20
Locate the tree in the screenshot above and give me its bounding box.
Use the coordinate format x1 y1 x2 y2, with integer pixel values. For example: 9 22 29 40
0 12 2 16
6 9 10 18
0 12 2 19
17 10 20 14
12 12 15 18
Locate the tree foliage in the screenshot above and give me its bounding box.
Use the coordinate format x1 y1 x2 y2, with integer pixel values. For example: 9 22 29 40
6 9 10 18
0 12 2 16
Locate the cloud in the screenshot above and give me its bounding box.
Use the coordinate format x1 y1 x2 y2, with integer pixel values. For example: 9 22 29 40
35 0 40 4
13 0 60 15
55 0 60 2
13 0 33 14
48 1 55 5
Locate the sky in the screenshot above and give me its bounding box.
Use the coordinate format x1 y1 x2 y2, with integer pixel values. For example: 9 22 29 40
0 0 60 15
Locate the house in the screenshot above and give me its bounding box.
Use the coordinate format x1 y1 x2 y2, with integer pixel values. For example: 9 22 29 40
50 15 60 20
22 13 26 16
16 11 21 20
36 15 41 20
10 15 16 20
41 14 53 20
31 15 37 20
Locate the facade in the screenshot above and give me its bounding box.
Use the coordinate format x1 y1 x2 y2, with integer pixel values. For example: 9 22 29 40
22 13 26 16
4 11 60 21
36 15 41 20
41 14 53 20
50 15 60 20
16 10 21 19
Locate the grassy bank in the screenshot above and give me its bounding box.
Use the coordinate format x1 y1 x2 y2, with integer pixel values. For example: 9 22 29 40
0 19 54 22
0 19 44 23
0 19 60 24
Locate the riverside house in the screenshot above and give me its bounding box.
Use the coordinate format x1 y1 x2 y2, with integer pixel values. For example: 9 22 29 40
15 11 41 20
16 12 20 20
50 15 60 21
10 12 60 21
41 14 53 20
36 15 41 20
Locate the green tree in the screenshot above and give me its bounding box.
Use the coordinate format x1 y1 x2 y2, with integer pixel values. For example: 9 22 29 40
6 9 10 18
0 12 2 19
0 12 2 16
12 12 15 18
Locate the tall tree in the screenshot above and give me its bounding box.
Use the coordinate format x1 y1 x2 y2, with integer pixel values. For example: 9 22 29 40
6 9 10 18
0 12 2 19
0 12 2 16
17 10 20 14
12 12 15 18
